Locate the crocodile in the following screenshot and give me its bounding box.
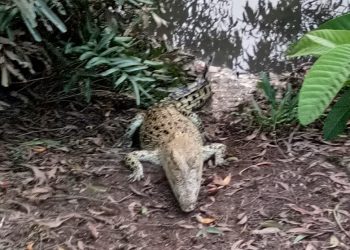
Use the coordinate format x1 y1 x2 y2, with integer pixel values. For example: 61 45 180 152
123 59 227 212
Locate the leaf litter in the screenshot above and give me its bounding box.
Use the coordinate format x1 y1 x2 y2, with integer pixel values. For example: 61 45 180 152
1 94 350 249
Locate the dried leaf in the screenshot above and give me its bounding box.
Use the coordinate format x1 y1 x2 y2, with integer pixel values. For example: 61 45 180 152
305 243 317 250
22 164 47 185
231 239 244 250
87 222 99 239
287 227 316 234
245 129 259 140
141 206 148 215
26 241 34 250
32 146 47 153
35 214 76 228
329 173 350 187
47 166 57 179
195 214 216 225
276 182 289 191
251 227 280 235
151 12 168 28
260 220 281 229
77 241 84 250
329 235 340 248
213 173 231 186
287 204 323 215
237 215 248 225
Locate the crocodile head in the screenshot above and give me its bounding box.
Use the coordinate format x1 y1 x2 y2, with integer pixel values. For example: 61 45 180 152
161 136 203 212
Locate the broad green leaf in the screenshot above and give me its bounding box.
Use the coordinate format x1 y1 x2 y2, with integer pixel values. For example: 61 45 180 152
110 58 141 66
129 76 156 82
206 226 223 235
135 0 153 4
129 78 141 105
323 89 350 140
137 84 154 100
35 0 67 33
114 73 128 87
97 31 115 50
127 0 141 7
143 60 164 67
318 13 350 30
79 51 98 61
113 36 133 43
298 44 350 125
99 46 124 57
306 34 336 49
22 16 42 42
85 57 110 69
117 61 142 68
100 67 120 76
0 7 17 32
288 30 350 57
124 65 148 73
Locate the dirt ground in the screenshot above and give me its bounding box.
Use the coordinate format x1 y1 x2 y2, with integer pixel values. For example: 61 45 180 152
1 94 350 250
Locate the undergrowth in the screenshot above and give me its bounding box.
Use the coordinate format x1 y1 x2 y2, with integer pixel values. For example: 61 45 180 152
251 73 299 132
0 0 190 106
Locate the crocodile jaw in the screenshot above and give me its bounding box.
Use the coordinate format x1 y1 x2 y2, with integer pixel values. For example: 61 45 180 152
161 144 203 212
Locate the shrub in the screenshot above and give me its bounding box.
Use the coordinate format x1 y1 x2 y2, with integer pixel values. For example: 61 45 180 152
0 0 187 105
288 12 350 140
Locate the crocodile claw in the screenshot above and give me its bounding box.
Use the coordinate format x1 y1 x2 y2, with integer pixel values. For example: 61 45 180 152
128 171 144 182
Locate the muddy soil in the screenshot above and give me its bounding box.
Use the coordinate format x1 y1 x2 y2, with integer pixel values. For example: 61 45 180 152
1 94 350 250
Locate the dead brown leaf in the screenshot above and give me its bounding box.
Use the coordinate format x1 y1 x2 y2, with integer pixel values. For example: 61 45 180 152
77 240 84 250
22 164 47 185
305 243 317 250
329 173 350 187
128 185 148 197
286 227 317 234
287 204 324 215
87 222 99 239
251 227 280 235
32 146 47 153
195 214 216 225
35 213 78 228
329 235 340 248
213 173 231 187
245 129 259 141
237 213 248 225
178 223 196 229
26 241 34 250
231 239 244 250
47 166 58 179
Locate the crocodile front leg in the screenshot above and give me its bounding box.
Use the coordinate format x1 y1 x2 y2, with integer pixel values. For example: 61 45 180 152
124 149 160 181
118 113 145 147
202 143 227 165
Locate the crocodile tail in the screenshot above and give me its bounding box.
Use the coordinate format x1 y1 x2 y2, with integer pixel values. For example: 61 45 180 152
168 54 214 113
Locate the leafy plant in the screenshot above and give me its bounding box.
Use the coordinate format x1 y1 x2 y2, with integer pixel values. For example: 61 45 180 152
64 25 173 104
288 12 350 139
0 0 67 86
251 72 298 131
0 0 187 106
